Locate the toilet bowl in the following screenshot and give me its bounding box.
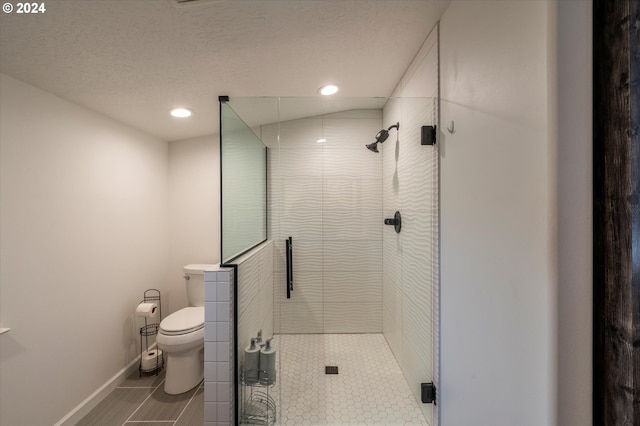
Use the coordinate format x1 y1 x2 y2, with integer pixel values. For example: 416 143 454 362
157 306 205 394
156 264 216 395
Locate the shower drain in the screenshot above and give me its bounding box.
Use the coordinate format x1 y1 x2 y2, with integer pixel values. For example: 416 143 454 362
325 366 339 374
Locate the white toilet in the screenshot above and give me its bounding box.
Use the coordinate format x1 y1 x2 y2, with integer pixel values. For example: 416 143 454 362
157 264 216 395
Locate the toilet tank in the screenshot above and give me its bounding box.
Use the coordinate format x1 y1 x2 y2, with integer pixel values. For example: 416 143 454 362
184 264 218 307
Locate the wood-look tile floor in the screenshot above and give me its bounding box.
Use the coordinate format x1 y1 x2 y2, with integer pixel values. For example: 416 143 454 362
76 369 203 426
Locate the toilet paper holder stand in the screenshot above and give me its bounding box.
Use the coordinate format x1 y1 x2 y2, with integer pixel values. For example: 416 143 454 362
138 289 164 376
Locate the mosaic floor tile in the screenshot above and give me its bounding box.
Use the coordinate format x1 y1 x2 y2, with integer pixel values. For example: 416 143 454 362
243 334 428 426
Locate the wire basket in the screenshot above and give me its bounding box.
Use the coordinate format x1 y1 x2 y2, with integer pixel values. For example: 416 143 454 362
240 370 276 425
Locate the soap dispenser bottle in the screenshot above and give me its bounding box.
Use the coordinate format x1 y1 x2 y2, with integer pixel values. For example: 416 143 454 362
244 338 260 384
259 338 276 385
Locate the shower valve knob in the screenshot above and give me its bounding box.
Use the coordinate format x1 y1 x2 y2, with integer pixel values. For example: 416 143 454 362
384 211 402 233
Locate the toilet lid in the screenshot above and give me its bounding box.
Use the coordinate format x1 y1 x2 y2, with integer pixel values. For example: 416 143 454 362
160 307 204 335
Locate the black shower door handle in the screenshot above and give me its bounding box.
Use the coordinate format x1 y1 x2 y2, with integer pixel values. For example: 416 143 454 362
286 237 293 298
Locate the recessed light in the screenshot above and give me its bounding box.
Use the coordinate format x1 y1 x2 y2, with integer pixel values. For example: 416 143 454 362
316 138 327 143
170 108 193 118
318 84 339 96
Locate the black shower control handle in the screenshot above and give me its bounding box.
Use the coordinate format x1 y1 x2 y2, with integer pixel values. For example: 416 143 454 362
384 211 402 233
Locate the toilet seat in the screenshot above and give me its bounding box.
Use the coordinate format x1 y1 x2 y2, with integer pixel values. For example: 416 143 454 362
159 306 204 336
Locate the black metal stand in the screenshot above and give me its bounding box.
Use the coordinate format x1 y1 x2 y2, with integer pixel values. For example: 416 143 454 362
138 289 164 376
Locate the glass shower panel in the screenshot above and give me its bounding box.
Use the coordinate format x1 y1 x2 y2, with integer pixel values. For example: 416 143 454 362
383 96 439 424
264 98 388 337
220 102 267 263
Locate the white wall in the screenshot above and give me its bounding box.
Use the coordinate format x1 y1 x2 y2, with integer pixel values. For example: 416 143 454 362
439 2 556 425
556 1 592 424
0 73 169 426
382 26 439 424
167 135 220 313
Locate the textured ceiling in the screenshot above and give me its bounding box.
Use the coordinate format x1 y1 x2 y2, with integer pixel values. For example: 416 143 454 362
0 0 447 141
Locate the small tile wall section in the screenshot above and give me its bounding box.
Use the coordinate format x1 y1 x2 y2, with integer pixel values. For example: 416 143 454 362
204 266 235 425
204 241 274 425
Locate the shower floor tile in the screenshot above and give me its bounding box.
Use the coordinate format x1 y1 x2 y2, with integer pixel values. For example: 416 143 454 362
268 334 428 426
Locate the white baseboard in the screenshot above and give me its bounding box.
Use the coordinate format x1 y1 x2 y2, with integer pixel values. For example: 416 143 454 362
54 345 155 426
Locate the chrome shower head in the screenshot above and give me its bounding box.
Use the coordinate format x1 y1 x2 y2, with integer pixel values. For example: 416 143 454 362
365 142 379 153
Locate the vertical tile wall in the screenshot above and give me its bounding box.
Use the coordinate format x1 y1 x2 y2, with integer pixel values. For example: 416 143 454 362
382 28 439 424
263 110 384 334
204 267 235 425
235 241 274 375
204 241 274 425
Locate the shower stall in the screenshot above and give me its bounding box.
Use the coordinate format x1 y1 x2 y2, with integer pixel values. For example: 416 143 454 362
220 92 439 425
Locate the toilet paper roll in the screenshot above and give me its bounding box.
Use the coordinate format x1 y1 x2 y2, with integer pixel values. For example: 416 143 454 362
141 349 163 371
136 303 158 318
